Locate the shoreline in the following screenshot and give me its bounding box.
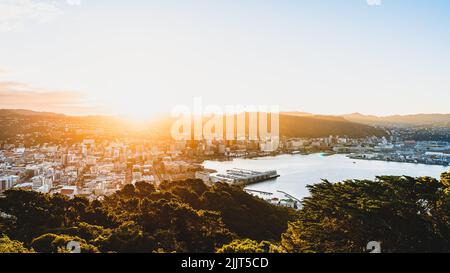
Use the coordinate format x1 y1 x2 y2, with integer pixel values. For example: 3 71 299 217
200 151 449 168
201 151 449 206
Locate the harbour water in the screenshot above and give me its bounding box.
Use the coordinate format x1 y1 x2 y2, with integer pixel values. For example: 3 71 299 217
203 153 450 200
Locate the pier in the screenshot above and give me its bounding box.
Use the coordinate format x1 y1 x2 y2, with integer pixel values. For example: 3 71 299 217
210 168 279 185
276 190 302 203
244 189 273 196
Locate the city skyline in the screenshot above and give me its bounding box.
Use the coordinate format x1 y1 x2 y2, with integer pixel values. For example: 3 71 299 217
1 0 450 118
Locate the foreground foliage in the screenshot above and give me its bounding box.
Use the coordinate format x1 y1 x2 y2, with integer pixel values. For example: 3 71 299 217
281 173 450 253
0 180 292 253
1 172 449 253
0 235 34 253
217 239 283 253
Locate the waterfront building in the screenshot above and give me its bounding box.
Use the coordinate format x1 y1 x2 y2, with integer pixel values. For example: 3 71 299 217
210 168 279 185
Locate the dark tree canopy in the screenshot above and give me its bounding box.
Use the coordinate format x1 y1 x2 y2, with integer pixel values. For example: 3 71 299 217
281 174 450 253
0 179 292 253
1 173 449 253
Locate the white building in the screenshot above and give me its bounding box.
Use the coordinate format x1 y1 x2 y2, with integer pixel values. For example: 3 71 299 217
0 175 19 192
195 171 212 183
260 139 280 152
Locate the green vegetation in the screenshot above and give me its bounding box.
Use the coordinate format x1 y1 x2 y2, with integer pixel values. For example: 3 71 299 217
0 235 34 253
31 233 99 253
280 114 387 138
0 110 386 146
0 179 293 253
1 173 449 253
281 173 450 253
217 239 283 253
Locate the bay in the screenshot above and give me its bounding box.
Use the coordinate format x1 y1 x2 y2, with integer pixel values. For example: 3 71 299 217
203 153 450 200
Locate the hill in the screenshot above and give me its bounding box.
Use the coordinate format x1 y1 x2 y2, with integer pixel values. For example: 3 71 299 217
129 112 387 138
0 109 387 142
0 109 65 117
279 113 386 138
343 113 450 128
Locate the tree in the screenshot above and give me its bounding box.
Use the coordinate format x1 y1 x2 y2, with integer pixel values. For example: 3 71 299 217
135 181 156 198
135 199 234 252
217 239 283 253
281 175 450 253
0 190 67 242
101 221 156 253
31 233 99 253
441 171 450 190
200 182 294 241
2 173 450 253
0 235 34 253
118 184 136 198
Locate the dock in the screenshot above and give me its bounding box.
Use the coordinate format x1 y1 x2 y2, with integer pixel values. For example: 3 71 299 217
210 168 279 185
244 189 273 196
276 190 302 203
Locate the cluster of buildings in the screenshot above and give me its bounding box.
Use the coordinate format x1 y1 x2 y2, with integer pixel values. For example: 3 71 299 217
0 139 202 199
348 140 450 166
280 135 449 166
0 141 116 198
1 125 449 201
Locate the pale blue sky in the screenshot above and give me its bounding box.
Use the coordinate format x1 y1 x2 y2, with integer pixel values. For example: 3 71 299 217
0 0 449 117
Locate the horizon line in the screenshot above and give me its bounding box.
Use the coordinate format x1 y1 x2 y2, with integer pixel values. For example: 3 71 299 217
1 108 450 119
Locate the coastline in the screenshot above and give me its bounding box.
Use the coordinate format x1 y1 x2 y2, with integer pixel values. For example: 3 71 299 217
199 150 449 168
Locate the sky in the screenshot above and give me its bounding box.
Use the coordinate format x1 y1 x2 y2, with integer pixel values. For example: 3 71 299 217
0 0 449 117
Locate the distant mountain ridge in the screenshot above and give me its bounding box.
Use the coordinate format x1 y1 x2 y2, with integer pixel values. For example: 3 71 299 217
279 112 386 137
0 109 66 117
343 113 450 127
0 109 387 139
